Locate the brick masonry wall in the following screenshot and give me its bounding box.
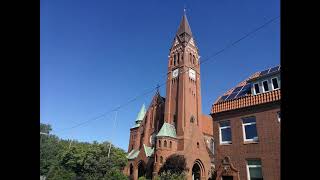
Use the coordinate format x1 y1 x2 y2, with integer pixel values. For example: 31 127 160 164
212 103 280 180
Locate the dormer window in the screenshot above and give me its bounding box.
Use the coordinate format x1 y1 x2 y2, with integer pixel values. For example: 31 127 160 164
262 80 269 92
272 77 279 90
254 83 260 94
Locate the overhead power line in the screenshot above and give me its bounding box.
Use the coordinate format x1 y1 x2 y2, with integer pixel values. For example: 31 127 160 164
55 15 280 133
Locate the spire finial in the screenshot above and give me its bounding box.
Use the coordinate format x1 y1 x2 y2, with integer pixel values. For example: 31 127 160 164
183 5 186 15
156 84 160 92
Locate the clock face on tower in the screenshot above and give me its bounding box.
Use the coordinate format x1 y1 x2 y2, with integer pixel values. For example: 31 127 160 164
189 68 196 80
172 68 179 78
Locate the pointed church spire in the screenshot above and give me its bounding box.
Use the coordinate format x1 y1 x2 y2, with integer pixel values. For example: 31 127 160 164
135 104 146 123
131 104 146 128
175 10 194 45
176 10 193 37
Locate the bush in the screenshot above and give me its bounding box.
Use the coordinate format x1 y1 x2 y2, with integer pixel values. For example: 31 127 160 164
104 168 128 180
46 165 76 180
158 154 188 175
138 176 148 180
157 171 187 180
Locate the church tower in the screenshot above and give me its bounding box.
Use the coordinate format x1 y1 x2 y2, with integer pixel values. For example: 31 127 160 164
158 11 212 180
164 12 202 144
125 11 213 180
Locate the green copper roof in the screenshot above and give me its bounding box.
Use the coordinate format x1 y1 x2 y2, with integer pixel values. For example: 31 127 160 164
130 104 146 129
143 144 154 157
135 104 146 122
127 149 140 160
156 123 177 138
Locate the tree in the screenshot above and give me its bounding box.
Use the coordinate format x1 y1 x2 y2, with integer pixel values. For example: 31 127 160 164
158 154 188 175
155 171 186 180
104 168 128 180
40 123 52 134
40 123 128 179
40 123 62 175
138 176 149 180
60 141 128 179
46 165 76 180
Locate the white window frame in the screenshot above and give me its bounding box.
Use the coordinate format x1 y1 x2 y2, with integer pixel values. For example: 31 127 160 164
253 83 261 95
246 160 263 180
262 80 270 92
242 117 259 142
219 121 232 144
271 77 280 90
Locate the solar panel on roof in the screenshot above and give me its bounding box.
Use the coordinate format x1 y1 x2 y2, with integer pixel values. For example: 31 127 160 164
220 95 228 101
269 65 280 73
260 69 269 76
232 86 243 93
226 93 238 100
242 83 251 91
235 90 248 98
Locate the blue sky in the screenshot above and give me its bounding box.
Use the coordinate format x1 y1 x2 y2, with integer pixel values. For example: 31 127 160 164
40 0 280 150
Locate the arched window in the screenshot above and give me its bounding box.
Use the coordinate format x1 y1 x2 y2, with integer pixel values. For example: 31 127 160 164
159 140 161 147
169 141 172 148
197 142 199 148
164 140 167 147
160 156 163 163
189 53 192 63
193 55 195 64
174 55 176 66
177 53 180 64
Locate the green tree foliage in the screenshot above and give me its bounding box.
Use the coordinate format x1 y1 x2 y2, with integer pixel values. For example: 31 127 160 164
154 171 186 180
60 141 128 179
40 123 52 134
138 176 149 180
40 123 128 180
40 123 63 175
158 154 188 175
157 154 188 180
46 165 76 180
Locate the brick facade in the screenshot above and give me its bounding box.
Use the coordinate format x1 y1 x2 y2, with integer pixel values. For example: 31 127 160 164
123 12 280 180
211 101 280 180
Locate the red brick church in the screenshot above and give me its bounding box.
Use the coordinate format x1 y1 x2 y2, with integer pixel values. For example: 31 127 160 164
123 12 280 180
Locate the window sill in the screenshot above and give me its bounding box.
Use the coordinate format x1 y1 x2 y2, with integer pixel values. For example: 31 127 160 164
243 141 259 145
220 142 232 145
